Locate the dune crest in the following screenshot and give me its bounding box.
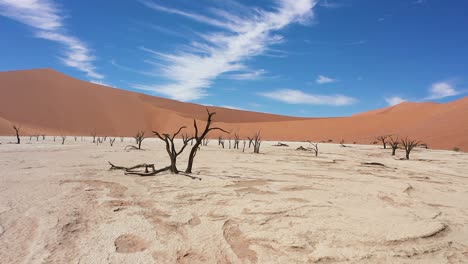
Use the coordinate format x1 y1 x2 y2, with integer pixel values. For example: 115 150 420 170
0 68 467 150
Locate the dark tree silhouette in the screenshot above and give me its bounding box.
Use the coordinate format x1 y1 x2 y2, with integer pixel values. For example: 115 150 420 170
127 131 146 150
109 109 226 177
61 136 67 145
91 130 97 143
13 125 20 144
401 137 421 160
233 133 240 149
308 142 319 156
376 135 389 149
185 109 228 173
218 136 225 148
154 126 191 174
388 135 400 156
247 137 254 148
110 137 116 146
252 131 262 154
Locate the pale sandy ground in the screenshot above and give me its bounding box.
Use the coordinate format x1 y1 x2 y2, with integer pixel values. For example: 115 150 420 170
0 136 467 264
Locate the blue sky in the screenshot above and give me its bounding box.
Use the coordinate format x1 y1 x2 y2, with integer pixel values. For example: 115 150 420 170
0 0 467 117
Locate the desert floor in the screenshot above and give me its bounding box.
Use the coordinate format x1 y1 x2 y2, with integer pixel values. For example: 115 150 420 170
0 136 467 264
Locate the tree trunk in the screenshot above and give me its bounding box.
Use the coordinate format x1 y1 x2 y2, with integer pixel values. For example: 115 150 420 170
392 148 396 155
16 133 20 144
405 151 410 160
185 141 200 173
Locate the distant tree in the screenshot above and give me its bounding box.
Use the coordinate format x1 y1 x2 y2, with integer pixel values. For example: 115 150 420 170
42 135 45 140
218 136 225 148
202 138 209 146
247 137 254 148
242 139 246 152
53 136 56 142
308 142 319 156
388 135 400 156
110 137 116 146
13 125 21 144
61 136 67 145
376 135 389 149
233 133 240 149
252 131 262 154
401 137 421 160
120 137 124 142
131 131 146 150
74 136 78 141
91 130 97 143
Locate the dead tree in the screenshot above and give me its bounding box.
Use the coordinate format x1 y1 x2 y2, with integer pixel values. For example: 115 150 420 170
42 135 45 140
376 135 389 149
242 140 246 152
110 137 116 146
154 126 191 174
61 136 67 145
218 136 225 148
185 109 228 173
53 136 56 142
401 137 420 160
388 135 400 156
74 136 78 141
103 136 107 142
134 131 145 149
309 142 319 156
91 130 97 143
228 137 231 149
120 137 124 142
202 138 209 146
13 125 20 144
252 131 262 154
247 137 254 148
233 133 240 149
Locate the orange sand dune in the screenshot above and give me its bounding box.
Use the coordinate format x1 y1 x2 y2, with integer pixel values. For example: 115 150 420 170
0 68 467 150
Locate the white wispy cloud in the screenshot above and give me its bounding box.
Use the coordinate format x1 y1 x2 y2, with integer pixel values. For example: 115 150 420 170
425 81 460 100
0 0 103 79
227 69 267 80
316 75 336 84
138 0 318 101
385 96 406 106
318 0 346 9
260 89 356 106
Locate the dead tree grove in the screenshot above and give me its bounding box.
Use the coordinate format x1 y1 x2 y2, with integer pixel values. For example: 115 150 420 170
13 125 20 144
401 137 420 160
109 109 227 177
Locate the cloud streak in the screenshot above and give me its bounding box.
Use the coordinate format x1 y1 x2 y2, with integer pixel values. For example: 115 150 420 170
139 0 318 101
260 89 356 106
0 0 103 80
316 75 336 84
